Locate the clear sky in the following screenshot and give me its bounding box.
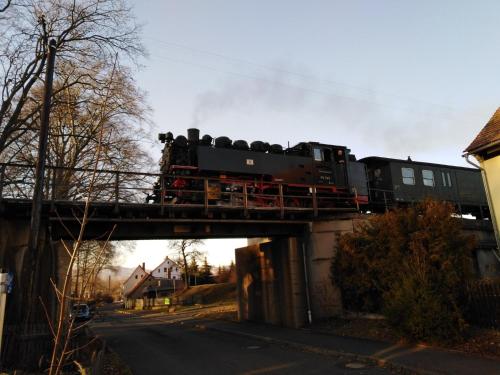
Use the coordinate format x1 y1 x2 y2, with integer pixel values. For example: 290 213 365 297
119 1 500 269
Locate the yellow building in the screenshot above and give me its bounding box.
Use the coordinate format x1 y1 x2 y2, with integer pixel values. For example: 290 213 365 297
465 108 500 251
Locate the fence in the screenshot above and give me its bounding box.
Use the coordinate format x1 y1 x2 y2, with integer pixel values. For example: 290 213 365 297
466 280 500 328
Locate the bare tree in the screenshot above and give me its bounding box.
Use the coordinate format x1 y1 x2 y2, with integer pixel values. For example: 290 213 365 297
0 0 144 159
73 241 117 298
0 0 11 13
169 239 205 289
4 58 153 201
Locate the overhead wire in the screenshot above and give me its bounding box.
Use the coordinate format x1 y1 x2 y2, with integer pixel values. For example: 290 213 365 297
144 36 483 120
147 52 471 120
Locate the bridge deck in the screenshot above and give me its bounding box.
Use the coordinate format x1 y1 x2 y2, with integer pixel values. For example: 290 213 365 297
0 198 359 239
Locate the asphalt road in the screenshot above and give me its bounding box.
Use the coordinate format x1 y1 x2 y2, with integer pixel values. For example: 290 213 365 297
91 306 394 375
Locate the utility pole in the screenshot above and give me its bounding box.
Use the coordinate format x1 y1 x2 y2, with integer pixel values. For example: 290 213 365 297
27 38 57 255
24 39 56 328
0 272 8 362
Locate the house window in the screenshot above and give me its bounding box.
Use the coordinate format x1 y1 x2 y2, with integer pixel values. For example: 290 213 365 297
402 167 415 185
158 268 160 272
422 170 434 187
135 275 138 279
164 267 167 272
313 148 323 161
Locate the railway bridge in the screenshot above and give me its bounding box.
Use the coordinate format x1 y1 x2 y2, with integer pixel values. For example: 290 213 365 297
0 163 497 334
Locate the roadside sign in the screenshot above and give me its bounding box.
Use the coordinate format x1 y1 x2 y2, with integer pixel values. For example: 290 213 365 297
6 272 13 294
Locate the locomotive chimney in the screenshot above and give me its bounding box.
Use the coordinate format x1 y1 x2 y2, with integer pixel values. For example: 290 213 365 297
187 128 200 143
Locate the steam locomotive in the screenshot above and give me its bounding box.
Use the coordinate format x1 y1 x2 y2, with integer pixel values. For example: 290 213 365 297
151 128 489 218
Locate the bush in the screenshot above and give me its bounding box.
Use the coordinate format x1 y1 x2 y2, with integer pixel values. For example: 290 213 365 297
331 199 475 342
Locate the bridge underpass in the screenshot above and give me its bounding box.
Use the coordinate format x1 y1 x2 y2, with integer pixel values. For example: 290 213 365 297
0 163 497 367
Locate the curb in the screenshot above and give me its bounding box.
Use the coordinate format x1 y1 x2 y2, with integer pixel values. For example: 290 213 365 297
198 323 441 375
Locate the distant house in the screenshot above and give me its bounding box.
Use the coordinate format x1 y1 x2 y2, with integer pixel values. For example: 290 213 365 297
151 257 182 280
122 258 184 309
465 108 500 253
122 263 147 297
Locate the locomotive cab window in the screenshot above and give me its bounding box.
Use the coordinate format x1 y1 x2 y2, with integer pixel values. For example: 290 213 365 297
313 148 323 161
402 167 415 185
422 170 435 187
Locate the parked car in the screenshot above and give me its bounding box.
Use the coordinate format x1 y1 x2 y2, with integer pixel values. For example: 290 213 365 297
70 303 91 322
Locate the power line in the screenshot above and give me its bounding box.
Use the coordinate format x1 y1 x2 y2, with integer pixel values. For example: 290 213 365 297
148 52 477 120
144 36 481 119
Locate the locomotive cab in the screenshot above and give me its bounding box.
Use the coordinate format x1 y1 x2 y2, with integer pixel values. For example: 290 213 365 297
292 142 349 188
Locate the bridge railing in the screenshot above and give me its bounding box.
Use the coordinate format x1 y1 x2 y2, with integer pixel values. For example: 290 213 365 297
158 174 358 217
0 163 359 216
0 162 159 204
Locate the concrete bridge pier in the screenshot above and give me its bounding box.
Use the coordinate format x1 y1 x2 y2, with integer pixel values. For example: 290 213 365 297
0 218 69 367
236 237 307 328
235 216 361 328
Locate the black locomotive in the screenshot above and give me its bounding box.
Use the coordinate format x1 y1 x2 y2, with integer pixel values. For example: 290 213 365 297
152 128 489 218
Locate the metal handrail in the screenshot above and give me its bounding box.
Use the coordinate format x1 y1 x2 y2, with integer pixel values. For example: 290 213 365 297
0 163 359 215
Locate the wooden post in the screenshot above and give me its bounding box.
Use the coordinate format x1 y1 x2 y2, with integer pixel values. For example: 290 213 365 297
204 178 209 216
279 184 284 219
353 187 359 211
243 183 248 217
160 176 165 215
312 186 318 217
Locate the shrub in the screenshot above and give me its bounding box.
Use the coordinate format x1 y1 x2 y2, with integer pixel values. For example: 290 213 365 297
331 199 475 342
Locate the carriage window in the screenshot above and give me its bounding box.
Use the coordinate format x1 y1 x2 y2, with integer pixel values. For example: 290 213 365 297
422 170 435 187
313 148 323 161
447 172 452 187
442 172 447 186
402 167 415 185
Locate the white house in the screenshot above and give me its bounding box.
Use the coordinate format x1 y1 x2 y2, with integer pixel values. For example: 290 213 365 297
151 257 182 280
123 263 147 296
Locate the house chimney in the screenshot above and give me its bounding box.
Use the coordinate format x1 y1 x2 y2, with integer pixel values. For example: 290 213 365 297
142 262 145 270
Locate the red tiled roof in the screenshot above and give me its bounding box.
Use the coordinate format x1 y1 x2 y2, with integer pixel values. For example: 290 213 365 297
465 108 500 153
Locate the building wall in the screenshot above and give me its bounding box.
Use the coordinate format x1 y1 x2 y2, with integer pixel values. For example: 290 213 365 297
151 258 181 280
482 156 500 247
123 266 147 296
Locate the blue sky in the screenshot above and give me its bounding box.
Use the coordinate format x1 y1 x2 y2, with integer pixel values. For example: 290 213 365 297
120 1 500 269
